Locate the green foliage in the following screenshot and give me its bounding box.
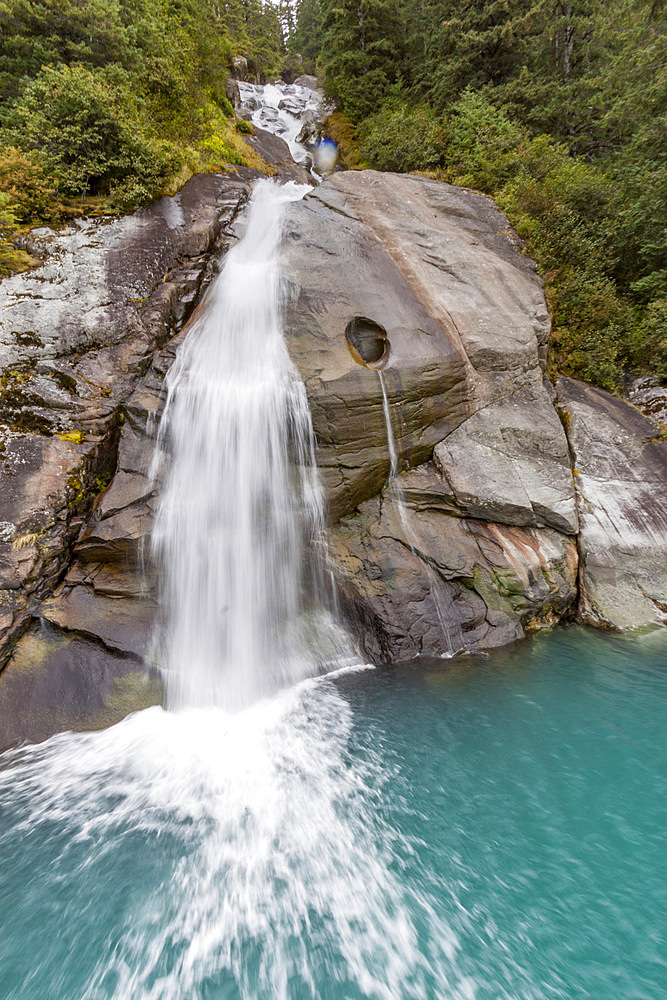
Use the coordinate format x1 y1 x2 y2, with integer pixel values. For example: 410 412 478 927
357 102 445 172
0 193 32 274
235 118 254 134
0 147 59 222
438 90 526 191
0 64 181 202
0 0 285 271
324 111 362 168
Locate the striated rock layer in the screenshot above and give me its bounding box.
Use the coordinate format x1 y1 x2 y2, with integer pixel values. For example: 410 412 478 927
0 167 665 745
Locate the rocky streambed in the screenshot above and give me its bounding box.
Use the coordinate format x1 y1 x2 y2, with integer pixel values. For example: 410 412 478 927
1 149 665 746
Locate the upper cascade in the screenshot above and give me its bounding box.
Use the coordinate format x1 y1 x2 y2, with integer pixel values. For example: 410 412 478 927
237 79 325 165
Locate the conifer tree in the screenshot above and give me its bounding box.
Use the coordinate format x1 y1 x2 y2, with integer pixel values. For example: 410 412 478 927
318 0 405 120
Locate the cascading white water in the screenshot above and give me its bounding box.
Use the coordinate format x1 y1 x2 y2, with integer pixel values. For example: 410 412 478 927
237 81 322 163
151 179 349 710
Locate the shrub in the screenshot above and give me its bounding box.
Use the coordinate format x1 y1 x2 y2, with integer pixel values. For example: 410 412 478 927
1 64 178 204
324 112 361 169
442 90 525 192
196 105 268 174
235 118 254 134
623 300 667 380
217 95 235 118
0 147 60 222
357 101 445 173
0 193 33 274
548 272 633 389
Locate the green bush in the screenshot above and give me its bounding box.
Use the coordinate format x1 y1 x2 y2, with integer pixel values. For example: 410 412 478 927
357 101 445 173
235 118 254 135
548 272 633 389
0 193 33 274
442 90 525 192
0 147 59 222
623 300 667 380
0 64 180 203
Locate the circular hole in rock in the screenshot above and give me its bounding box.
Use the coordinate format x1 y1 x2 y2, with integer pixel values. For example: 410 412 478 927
345 317 390 367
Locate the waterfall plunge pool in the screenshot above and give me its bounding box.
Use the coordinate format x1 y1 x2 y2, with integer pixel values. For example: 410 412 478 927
1 625 665 1000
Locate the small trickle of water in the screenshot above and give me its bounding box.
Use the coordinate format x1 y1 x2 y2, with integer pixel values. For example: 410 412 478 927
378 371 462 656
151 180 351 710
378 371 399 478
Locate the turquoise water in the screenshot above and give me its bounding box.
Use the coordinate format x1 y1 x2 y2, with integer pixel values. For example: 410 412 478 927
1 626 665 999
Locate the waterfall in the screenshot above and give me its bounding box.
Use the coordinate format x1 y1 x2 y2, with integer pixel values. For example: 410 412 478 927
0 84 475 1000
151 180 350 710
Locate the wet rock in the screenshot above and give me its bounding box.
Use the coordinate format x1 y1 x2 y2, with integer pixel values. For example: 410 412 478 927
626 375 667 424
232 55 249 81
279 97 306 117
556 377 667 629
226 77 241 109
294 75 320 91
330 475 578 660
281 170 581 658
0 618 162 751
242 127 312 184
0 172 254 373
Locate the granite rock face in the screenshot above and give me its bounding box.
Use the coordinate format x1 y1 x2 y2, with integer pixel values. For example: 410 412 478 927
282 171 554 521
330 479 578 661
281 171 578 652
433 384 578 535
556 377 667 630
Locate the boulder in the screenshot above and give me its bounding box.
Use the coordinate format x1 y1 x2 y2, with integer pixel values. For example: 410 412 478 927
627 375 667 424
280 169 580 657
242 127 312 184
232 55 249 81
294 75 319 91
556 377 667 629
282 171 552 522
225 77 241 109
433 384 578 534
